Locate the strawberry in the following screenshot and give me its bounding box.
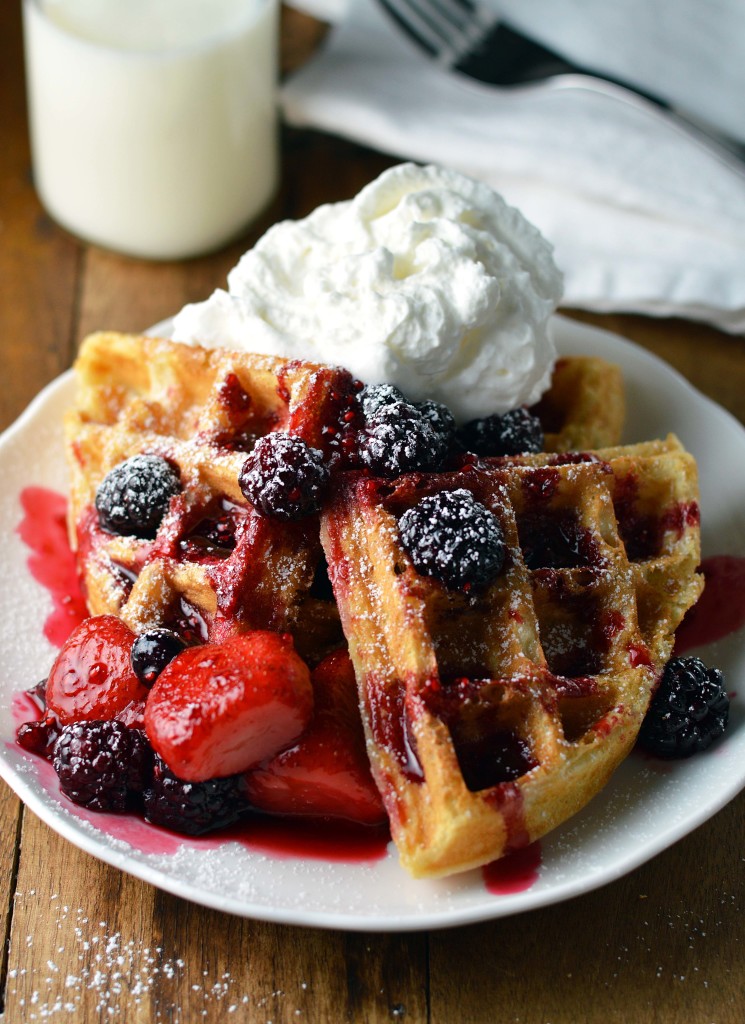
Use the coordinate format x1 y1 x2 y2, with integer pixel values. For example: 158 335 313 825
244 649 386 826
46 615 149 725
144 631 313 782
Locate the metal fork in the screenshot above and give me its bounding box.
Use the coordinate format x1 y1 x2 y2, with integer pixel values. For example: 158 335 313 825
377 0 495 68
377 0 745 175
377 0 581 82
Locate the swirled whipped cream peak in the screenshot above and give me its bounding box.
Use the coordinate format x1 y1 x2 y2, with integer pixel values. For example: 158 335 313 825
172 163 563 421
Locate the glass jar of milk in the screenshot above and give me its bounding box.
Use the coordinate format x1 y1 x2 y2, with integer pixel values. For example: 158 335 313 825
22 0 278 260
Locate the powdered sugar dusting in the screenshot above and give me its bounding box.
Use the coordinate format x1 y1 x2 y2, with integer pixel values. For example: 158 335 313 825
6 895 314 1021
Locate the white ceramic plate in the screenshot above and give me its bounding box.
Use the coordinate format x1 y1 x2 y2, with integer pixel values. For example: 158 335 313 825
1 315 744 932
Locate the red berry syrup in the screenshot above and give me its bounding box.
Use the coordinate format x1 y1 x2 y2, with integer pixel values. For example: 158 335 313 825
208 817 391 864
482 841 542 895
675 555 745 654
17 487 88 648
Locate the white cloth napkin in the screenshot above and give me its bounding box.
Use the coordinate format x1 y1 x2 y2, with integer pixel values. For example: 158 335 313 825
282 0 745 333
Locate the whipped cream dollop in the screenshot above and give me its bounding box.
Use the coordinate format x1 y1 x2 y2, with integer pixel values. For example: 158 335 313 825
172 163 563 420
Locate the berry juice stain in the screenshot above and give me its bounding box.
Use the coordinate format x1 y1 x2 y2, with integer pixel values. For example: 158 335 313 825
107 816 389 864
482 841 542 894
17 487 87 648
11 690 43 728
675 556 745 654
203 817 391 864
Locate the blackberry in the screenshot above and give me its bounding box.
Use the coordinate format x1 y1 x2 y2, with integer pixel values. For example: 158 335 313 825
95 455 181 538
638 656 729 758
239 433 329 520
416 399 457 463
398 488 506 589
143 757 248 836
53 721 152 812
359 383 407 420
358 383 457 473
16 717 59 758
359 401 444 477
131 628 187 686
457 407 544 457
15 679 56 755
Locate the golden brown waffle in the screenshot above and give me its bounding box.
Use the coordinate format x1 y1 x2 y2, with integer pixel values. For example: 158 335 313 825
320 435 702 877
65 333 622 661
531 355 625 452
65 332 350 663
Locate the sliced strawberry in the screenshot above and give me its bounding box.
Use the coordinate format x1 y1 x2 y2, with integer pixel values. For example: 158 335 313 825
244 649 386 826
46 615 149 725
144 631 313 782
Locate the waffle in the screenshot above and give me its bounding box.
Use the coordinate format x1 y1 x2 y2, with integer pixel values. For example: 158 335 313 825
531 355 625 452
66 333 622 657
64 331 351 663
320 435 702 877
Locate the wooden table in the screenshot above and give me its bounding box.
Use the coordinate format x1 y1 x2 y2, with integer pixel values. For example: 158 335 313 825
2 5 745 1022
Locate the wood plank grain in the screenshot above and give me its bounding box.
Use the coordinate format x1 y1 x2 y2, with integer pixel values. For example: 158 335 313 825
4 810 161 1022
0 0 82 431
280 6 330 77
4 812 427 1023
0 2 81 1010
0 785 23 1019
147 890 427 1023
430 788 745 1024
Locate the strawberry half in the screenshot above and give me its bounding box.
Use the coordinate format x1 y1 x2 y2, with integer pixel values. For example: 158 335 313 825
244 649 386 826
46 615 149 725
144 631 313 782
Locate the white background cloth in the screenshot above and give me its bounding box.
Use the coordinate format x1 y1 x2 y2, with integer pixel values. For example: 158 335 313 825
480 0 745 145
282 0 745 333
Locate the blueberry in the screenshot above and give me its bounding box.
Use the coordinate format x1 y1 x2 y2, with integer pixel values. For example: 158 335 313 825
95 455 181 538
131 628 187 686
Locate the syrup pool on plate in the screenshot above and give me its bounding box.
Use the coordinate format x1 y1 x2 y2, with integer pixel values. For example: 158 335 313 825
15 484 745 893
675 555 745 653
17 487 88 646
483 841 542 895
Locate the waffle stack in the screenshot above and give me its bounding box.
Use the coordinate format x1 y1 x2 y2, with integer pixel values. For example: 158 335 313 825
66 334 624 658
65 331 350 663
320 436 702 877
64 331 699 878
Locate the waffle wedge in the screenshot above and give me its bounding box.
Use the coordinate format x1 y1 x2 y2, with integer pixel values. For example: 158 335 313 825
531 355 625 452
64 331 351 664
320 436 702 877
